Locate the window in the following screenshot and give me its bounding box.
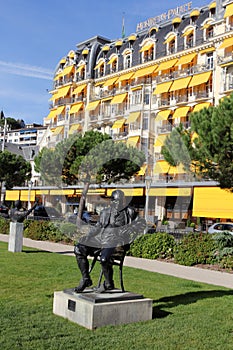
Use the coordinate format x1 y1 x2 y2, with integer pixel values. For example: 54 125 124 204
206 26 214 39
142 115 149 130
186 33 194 48
168 39 176 54
124 54 131 69
206 53 213 69
144 92 150 105
131 90 142 105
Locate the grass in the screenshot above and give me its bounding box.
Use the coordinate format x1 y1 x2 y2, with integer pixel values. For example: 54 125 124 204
0 241 233 350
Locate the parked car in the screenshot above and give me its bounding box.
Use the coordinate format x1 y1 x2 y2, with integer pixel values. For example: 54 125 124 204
208 222 233 234
32 205 64 221
0 204 9 218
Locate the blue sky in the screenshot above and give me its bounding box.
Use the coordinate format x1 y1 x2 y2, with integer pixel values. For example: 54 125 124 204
0 0 209 124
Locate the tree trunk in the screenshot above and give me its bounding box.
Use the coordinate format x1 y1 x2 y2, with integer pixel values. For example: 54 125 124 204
77 182 90 228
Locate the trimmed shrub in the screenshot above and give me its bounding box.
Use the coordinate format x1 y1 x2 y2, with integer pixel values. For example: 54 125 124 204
130 233 175 259
24 220 63 242
174 232 217 266
0 217 10 235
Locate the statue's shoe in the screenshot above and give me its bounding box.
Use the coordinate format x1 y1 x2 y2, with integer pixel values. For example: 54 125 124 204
94 282 115 293
74 278 92 293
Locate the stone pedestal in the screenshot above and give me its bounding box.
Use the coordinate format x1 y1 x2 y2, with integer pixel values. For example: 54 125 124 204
53 288 153 329
8 222 24 253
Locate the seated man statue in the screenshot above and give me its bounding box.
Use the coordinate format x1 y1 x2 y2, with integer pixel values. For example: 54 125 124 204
74 189 146 293
9 199 38 223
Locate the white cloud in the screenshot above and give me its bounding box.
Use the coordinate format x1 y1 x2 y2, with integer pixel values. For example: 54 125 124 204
0 60 54 80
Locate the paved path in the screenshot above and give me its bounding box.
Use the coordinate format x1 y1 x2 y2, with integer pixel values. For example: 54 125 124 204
1 233 233 289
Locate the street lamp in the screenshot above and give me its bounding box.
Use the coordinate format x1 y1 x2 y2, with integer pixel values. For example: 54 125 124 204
145 176 152 222
28 181 33 210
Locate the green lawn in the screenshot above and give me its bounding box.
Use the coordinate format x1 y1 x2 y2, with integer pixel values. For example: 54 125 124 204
0 241 233 350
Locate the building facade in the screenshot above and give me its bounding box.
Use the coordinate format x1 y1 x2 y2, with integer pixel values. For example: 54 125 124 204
6 0 233 226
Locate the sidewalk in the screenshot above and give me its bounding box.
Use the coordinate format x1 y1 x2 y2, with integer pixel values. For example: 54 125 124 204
1 233 233 289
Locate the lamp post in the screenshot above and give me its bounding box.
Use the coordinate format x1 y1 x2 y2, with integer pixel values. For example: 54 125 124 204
28 181 33 210
145 176 152 222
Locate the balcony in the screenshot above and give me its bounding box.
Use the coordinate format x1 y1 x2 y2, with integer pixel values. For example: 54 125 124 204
157 124 172 134
112 132 128 140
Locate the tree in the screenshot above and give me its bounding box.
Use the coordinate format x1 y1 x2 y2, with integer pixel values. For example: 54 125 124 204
161 93 233 191
35 131 145 223
0 150 32 200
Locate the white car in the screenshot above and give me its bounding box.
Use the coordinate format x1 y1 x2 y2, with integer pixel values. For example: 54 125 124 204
208 222 233 234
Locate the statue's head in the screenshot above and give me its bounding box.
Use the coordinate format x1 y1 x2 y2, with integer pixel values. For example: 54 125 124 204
14 200 22 209
110 190 125 211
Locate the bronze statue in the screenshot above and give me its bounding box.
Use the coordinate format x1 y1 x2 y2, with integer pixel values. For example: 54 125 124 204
10 199 37 223
74 190 146 293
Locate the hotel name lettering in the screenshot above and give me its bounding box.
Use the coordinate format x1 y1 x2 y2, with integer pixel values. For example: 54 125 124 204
136 2 192 32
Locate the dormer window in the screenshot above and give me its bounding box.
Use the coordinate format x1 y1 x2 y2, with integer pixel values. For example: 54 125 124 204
94 60 105 78
140 42 155 62
182 27 195 49
163 34 176 55
122 49 132 69
208 1 216 17
108 55 118 73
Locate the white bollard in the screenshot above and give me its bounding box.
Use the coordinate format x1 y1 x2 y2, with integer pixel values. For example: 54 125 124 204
8 222 24 253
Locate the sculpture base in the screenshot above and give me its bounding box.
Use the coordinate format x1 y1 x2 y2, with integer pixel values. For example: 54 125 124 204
8 222 23 253
53 288 153 329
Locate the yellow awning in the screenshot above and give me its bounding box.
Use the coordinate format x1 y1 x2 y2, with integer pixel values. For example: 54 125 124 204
192 102 211 112
102 45 110 52
153 81 173 94
132 64 158 78
68 50 75 58
5 190 20 201
224 3 233 18
172 106 190 119
20 190 36 201
54 72 63 81
155 59 178 72
115 40 123 47
62 65 74 76
112 118 126 129
116 72 134 82
55 106 65 116
149 187 191 196
188 72 212 87
82 49 89 55
94 61 104 70
182 28 194 37
52 126 64 135
137 164 147 176
175 53 197 66
53 86 70 99
72 84 86 94
209 1 216 10
128 34 137 41
110 93 127 104
172 17 182 24
156 110 171 121
69 124 81 134
131 86 142 91
154 134 167 147
86 100 100 111
126 136 140 147
103 77 118 87
169 76 192 92
154 160 186 175
202 20 214 29
76 64 85 73
69 102 83 114
140 42 154 52
107 56 117 65
107 188 143 196
127 111 141 123
219 37 233 50
45 109 57 120
199 47 215 54
190 10 200 17
193 187 233 218
163 34 176 44
59 57 66 64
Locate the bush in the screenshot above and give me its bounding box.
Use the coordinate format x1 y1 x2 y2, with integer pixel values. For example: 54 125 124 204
212 232 233 270
24 220 63 242
0 217 10 235
130 233 175 260
174 232 217 266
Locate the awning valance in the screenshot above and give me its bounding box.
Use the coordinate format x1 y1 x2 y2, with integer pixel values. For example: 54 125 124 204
126 136 140 147
156 110 171 121
132 64 158 78
153 81 173 94
112 118 126 129
5 190 20 201
190 10 200 17
155 59 178 72
72 84 86 94
127 111 141 123
219 37 233 50
193 187 233 218
169 76 192 92
209 1 216 10
192 102 211 112
154 134 167 147
175 53 197 66
188 72 212 87
149 187 191 196
172 106 190 119
69 124 81 134
110 93 127 104
20 190 36 201
86 100 100 111
69 102 83 114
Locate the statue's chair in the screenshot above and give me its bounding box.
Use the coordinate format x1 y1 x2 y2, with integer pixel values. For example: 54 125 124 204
88 244 130 292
